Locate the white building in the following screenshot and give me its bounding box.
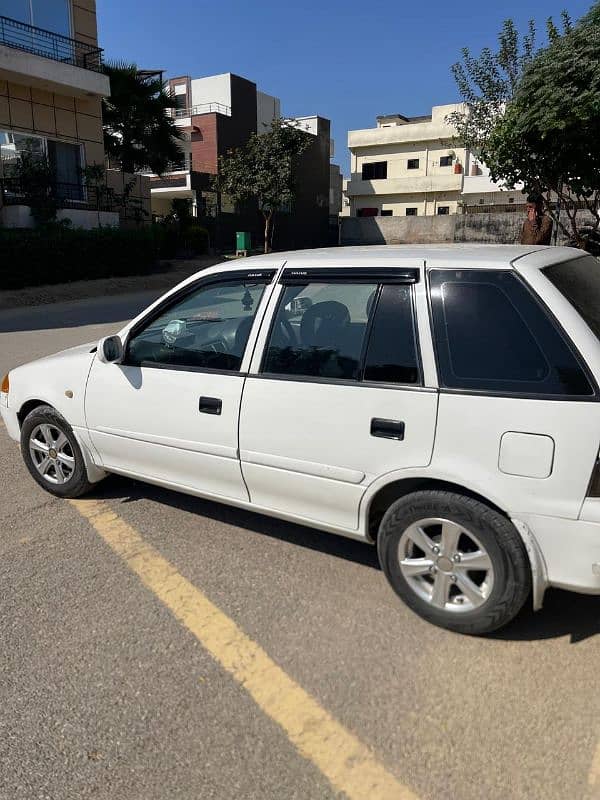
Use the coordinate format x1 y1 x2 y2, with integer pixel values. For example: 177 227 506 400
346 104 524 218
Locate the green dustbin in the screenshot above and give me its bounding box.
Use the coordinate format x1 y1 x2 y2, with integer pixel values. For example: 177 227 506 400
236 231 251 252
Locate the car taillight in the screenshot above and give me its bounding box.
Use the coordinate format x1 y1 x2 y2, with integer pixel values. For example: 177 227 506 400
0 373 8 394
587 454 600 497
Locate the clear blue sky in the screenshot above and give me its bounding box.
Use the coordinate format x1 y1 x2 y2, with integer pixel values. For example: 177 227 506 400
97 0 592 175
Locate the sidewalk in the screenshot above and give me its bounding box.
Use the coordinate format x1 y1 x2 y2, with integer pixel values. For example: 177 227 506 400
0 256 225 311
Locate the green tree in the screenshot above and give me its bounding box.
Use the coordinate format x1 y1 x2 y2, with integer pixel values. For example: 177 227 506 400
446 17 540 154
485 4 600 245
216 118 312 253
102 63 183 175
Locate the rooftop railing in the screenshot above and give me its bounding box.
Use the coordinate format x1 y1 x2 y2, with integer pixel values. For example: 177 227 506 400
169 102 232 119
0 14 103 72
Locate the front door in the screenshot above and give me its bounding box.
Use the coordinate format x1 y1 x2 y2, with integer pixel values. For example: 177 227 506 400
85 269 275 502
239 268 439 530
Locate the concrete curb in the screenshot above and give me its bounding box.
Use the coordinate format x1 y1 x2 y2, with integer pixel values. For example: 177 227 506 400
0 257 225 311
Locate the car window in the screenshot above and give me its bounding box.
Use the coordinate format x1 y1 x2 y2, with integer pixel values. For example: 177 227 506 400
363 285 420 384
429 269 594 397
543 255 600 340
127 280 267 371
262 282 378 380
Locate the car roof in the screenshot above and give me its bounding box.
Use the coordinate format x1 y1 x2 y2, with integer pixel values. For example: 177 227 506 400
219 244 583 272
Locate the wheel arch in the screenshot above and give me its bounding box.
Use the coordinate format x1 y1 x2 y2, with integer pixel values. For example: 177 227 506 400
17 398 51 427
364 476 509 543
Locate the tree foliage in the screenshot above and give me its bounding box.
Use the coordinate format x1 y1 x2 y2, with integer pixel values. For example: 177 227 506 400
102 63 183 175
485 3 600 242
446 18 540 154
216 118 312 253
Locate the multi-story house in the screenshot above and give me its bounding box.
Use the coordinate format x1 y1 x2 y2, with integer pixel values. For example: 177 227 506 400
346 103 524 218
0 0 118 227
149 72 340 250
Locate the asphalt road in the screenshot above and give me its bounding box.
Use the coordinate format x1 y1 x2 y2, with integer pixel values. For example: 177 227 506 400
1 291 600 800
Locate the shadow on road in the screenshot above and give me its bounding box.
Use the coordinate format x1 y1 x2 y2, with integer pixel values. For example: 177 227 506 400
0 291 158 333
492 588 600 644
91 475 600 642
92 474 381 572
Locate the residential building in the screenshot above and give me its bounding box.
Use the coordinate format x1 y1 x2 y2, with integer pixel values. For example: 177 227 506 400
346 104 524 218
149 72 340 250
0 0 118 227
461 156 525 211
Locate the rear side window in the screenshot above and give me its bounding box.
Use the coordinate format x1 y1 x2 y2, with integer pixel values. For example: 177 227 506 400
429 269 594 397
543 256 600 340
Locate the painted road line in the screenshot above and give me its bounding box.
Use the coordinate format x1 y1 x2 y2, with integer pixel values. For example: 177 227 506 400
70 498 420 800
589 738 600 797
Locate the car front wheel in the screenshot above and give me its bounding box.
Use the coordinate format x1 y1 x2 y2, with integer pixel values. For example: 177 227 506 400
377 490 531 635
20 405 94 498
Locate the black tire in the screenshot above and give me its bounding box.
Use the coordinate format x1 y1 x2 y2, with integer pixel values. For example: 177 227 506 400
20 405 94 498
377 490 531 635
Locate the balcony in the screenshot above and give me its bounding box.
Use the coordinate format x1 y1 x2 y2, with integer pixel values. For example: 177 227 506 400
0 15 110 97
346 173 463 197
0 176 119 228
169 102 232 120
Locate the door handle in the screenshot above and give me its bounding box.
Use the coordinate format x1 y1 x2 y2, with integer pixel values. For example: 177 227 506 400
199 396 222 415
370 418 405 440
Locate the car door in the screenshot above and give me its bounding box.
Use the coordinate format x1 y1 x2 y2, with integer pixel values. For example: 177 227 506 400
239 266 439 530
85 268 276 501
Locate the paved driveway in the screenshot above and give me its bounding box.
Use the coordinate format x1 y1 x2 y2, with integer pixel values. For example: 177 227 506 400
1 292 600 800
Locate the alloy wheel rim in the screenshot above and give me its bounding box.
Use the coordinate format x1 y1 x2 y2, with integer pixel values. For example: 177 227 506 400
29 424 75 485
397 517 494 613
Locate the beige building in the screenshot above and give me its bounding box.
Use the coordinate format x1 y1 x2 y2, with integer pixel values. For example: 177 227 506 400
346 103 524 218
0 0 121 227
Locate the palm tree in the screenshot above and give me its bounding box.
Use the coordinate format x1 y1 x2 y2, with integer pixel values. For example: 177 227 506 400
102 62 184 175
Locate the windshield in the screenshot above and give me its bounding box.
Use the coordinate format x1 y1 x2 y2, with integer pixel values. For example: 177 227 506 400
543 255 600 339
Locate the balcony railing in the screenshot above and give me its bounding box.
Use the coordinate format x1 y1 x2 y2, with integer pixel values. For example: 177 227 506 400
0 14 103 72
1 177 116 211
169 102 232 119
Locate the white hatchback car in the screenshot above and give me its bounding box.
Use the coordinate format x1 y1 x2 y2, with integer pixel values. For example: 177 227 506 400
3 245 600 634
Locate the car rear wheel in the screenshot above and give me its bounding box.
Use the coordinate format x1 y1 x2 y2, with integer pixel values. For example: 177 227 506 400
20 405 94 498
377 490 531 635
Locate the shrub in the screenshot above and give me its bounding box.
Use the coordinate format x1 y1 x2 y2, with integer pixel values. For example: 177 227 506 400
0 226 158 290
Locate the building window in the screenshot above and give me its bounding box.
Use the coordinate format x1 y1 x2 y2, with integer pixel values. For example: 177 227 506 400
357 208 378 217
47 140 84 200
407 159 419 170
439 155 453 167
0 0 72 37
381 209 393 217
508 197 515 204
437 206 450 215
405 208 418 216
478 199 486 205
362 162 387 180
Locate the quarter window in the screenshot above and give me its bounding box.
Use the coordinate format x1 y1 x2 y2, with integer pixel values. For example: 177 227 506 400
126 278 268 371
429 269 594 396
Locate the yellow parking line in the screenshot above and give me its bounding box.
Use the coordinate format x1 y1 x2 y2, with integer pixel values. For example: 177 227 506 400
589 738 600 797
70 498 419 800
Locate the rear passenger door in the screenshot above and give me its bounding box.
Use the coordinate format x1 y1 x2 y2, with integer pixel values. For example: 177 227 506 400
239 267 439 531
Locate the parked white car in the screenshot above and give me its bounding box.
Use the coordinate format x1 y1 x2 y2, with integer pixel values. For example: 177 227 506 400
3 245 600 634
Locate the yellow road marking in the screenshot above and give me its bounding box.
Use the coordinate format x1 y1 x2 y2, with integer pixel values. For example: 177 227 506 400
70 498 419 800
588 738 600 797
